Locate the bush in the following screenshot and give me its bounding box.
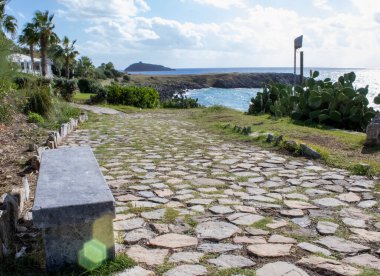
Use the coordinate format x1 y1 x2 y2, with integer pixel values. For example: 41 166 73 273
77 78 103 94
27 112 44 124
89 86 107 104
248 71 377 131
13 76 33 89
54 78 78 102
24 86 53 116
162 96 200 108
107 84 159 108
122 75 130 82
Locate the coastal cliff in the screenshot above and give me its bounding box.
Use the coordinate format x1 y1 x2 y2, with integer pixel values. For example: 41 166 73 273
127 73 295 100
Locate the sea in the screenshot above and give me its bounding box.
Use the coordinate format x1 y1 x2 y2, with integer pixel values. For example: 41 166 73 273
129 67 380 112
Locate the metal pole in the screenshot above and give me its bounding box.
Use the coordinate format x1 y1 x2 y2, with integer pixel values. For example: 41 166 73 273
293 48 297 87
300 51 304 84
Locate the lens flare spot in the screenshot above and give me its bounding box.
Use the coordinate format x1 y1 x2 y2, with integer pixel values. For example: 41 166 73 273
79 239 107 270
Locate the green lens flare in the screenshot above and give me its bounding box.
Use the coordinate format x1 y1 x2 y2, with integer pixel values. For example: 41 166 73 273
78 239 107 270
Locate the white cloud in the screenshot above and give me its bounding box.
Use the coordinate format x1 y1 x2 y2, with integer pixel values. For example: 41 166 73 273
192 0 246 9
55 0 380 68
313 0 332 11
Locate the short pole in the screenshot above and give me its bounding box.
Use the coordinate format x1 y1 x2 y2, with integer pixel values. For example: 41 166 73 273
300 51 304 84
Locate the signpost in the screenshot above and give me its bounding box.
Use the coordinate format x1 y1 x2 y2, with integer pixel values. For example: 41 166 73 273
294 35 303 87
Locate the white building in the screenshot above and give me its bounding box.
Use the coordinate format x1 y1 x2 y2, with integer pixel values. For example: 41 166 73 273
10 53 54 78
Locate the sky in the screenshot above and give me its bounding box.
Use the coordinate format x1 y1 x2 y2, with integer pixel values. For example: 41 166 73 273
6 0 380 69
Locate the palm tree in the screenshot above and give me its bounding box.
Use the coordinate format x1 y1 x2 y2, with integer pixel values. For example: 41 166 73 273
60 36 78 78
32 10 59 77
76 56 95 78
18 23 38 72
52 36 79 78
0 0 17 36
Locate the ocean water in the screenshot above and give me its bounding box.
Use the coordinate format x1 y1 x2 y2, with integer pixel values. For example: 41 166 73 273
179 68 379 112
129 67 380 111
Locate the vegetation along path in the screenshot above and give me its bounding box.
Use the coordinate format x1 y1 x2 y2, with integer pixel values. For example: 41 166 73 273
63 106 380 276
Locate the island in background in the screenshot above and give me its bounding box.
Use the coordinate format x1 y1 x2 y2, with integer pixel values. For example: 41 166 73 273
125 61 175 72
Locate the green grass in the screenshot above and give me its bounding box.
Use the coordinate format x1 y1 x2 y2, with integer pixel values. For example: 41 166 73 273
214 268 256 276
162 208 180 223
250 217 273 230
100 104 142 113
187 106 380 175
358 268 380 276
0 253 135 276
84 254 135 275
73 92 95 103
39 98 81 130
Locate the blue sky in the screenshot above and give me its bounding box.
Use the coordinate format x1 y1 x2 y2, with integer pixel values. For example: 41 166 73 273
7 0 380 69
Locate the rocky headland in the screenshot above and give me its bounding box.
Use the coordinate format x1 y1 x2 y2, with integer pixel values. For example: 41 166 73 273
125 62 175 72
127 73 295 100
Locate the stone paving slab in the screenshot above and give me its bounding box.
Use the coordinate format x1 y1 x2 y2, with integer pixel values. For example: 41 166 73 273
63 110 380 275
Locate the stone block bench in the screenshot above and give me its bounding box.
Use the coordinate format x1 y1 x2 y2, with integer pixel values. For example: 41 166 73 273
32 146 115 271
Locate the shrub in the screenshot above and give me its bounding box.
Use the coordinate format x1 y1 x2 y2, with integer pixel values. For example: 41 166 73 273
13 76 33 89
122 75 130 82
24 86 53 116
27 112 44 124
0 104 11 124
162 96 200 108
106 84 159 108
248 71 377 131
78 78 103 94
54 78 78 102
89 86 107 104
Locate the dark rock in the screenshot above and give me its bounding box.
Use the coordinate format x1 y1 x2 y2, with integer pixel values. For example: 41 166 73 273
284 140 298 152
266 134 274 143
274 135 283 145
365 113 380 146
300 144 322 159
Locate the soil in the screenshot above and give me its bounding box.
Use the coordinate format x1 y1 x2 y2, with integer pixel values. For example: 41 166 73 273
0 113 47 199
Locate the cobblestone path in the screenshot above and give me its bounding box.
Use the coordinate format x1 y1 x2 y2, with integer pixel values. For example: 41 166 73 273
63 109 380 276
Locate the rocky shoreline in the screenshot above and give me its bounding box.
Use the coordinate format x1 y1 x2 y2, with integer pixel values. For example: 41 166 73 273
128 73 295 100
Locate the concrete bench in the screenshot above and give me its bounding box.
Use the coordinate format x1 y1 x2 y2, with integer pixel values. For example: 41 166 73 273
32 146 115 271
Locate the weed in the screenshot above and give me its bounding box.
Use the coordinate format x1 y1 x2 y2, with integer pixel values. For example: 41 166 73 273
163 208 180 224
251 217 273 230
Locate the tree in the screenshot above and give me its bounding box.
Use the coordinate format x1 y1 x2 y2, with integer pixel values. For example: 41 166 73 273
18 22 38 72
50 36 79 78
76 56 95 78
32 10 59 77
0 0 17 37
58 36 78 78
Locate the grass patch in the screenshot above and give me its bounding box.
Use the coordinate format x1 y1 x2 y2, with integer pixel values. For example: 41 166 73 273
235 176 250 182
0 253 135 276
73 92 95 103
154 261 176 275
39 98 81 130
313 252 337 260
358 268 380 276
214 268 256 276
184 215 198 228
101 104 142 114
163 208 180 224
251 217 273 230
186 106 380 175
85 254 135 275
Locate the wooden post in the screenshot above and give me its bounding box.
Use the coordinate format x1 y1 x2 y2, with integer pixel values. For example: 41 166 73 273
300 51 304 84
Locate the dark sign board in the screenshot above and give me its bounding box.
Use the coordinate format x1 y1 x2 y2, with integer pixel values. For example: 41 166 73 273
294 35 303 49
